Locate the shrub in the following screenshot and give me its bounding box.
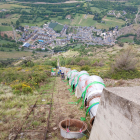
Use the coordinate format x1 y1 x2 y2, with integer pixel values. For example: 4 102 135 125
92 61 104 67
22 87 33 94
104 69 140 80
81 65 90 71
78 60 86 66
111 47 138 72
51 60 57 68
12 83 22 90
21 60 34 67
13 90 20 94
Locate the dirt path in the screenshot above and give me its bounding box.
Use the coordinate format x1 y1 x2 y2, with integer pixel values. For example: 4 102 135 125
47 77 90 139
79 18 82 24
135 8 140 24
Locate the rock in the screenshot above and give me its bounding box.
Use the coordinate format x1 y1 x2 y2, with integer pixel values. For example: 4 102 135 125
53 127 58 130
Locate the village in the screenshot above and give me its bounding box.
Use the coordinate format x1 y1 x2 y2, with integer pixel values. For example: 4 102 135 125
19 22 123 51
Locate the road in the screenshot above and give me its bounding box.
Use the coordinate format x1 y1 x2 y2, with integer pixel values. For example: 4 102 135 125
135 8 140 24
11 25 17 42
9 0 82 5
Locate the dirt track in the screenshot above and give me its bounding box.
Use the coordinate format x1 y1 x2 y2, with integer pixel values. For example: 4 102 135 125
47 77 90 139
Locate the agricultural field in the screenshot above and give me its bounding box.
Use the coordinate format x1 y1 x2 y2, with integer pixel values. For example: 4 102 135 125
0 17 19 25
0 39 14 44
96 16 126 30
0 3 29 10
71 14 96 27
53 24 63 32
0 51 32 60
49 22 58 29
51 17 71 25
0 26 12 31
48 22 63 32
118 37 134 43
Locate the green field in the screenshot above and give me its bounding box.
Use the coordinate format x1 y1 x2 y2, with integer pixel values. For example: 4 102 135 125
96 16 126 30
0 17 18 24
49 22 58 28
51 16 71 25
118 37 134 43
0 26 12 31
91 7 101 13
0 3 29 10
0 51 32 60
20 20 48 27
0 40 14 44
70 14 96 26
53 24 63 32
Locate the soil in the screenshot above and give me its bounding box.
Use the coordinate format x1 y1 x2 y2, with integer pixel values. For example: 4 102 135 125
47 77 90 140
1 31 14 39
63 126 80 131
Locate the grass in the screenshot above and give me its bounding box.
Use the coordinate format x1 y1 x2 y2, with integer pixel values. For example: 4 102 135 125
0 26 12 31
51 16 71 25
118 37 134 43
0 3 29 10
0 73 55 140
91 7 101 13
0 18 18 24
53 24 63 32
70 14 96 27
80 17 97 26
49 22 58 29
0 51 32 60
71 14 83 26
0 39 14 44
96 16 126 30
36 17 44 22
20 19 47 27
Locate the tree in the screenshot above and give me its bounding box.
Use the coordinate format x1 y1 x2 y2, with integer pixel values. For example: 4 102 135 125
32 50 35 55
16 20 20 26
70 37 73 43
21 47 24 51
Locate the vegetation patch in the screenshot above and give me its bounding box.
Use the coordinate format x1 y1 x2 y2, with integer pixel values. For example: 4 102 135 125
53 24 63 33
118 37 134 43
0 26 12 31
49 22 58 29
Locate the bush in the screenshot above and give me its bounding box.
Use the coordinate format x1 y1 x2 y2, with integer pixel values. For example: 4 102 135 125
111 47 138 72
92 61 104 67
21 60 34 67
78 60 86 66
13 90 20 94
104 47 140 79
51 60 57 68
104 69 140 80
81 65 90 71
22 87 33 94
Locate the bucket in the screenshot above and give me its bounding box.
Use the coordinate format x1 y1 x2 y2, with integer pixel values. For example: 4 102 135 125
59 119 87 139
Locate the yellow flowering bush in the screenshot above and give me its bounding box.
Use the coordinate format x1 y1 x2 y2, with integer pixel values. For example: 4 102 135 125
0 64 51 94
